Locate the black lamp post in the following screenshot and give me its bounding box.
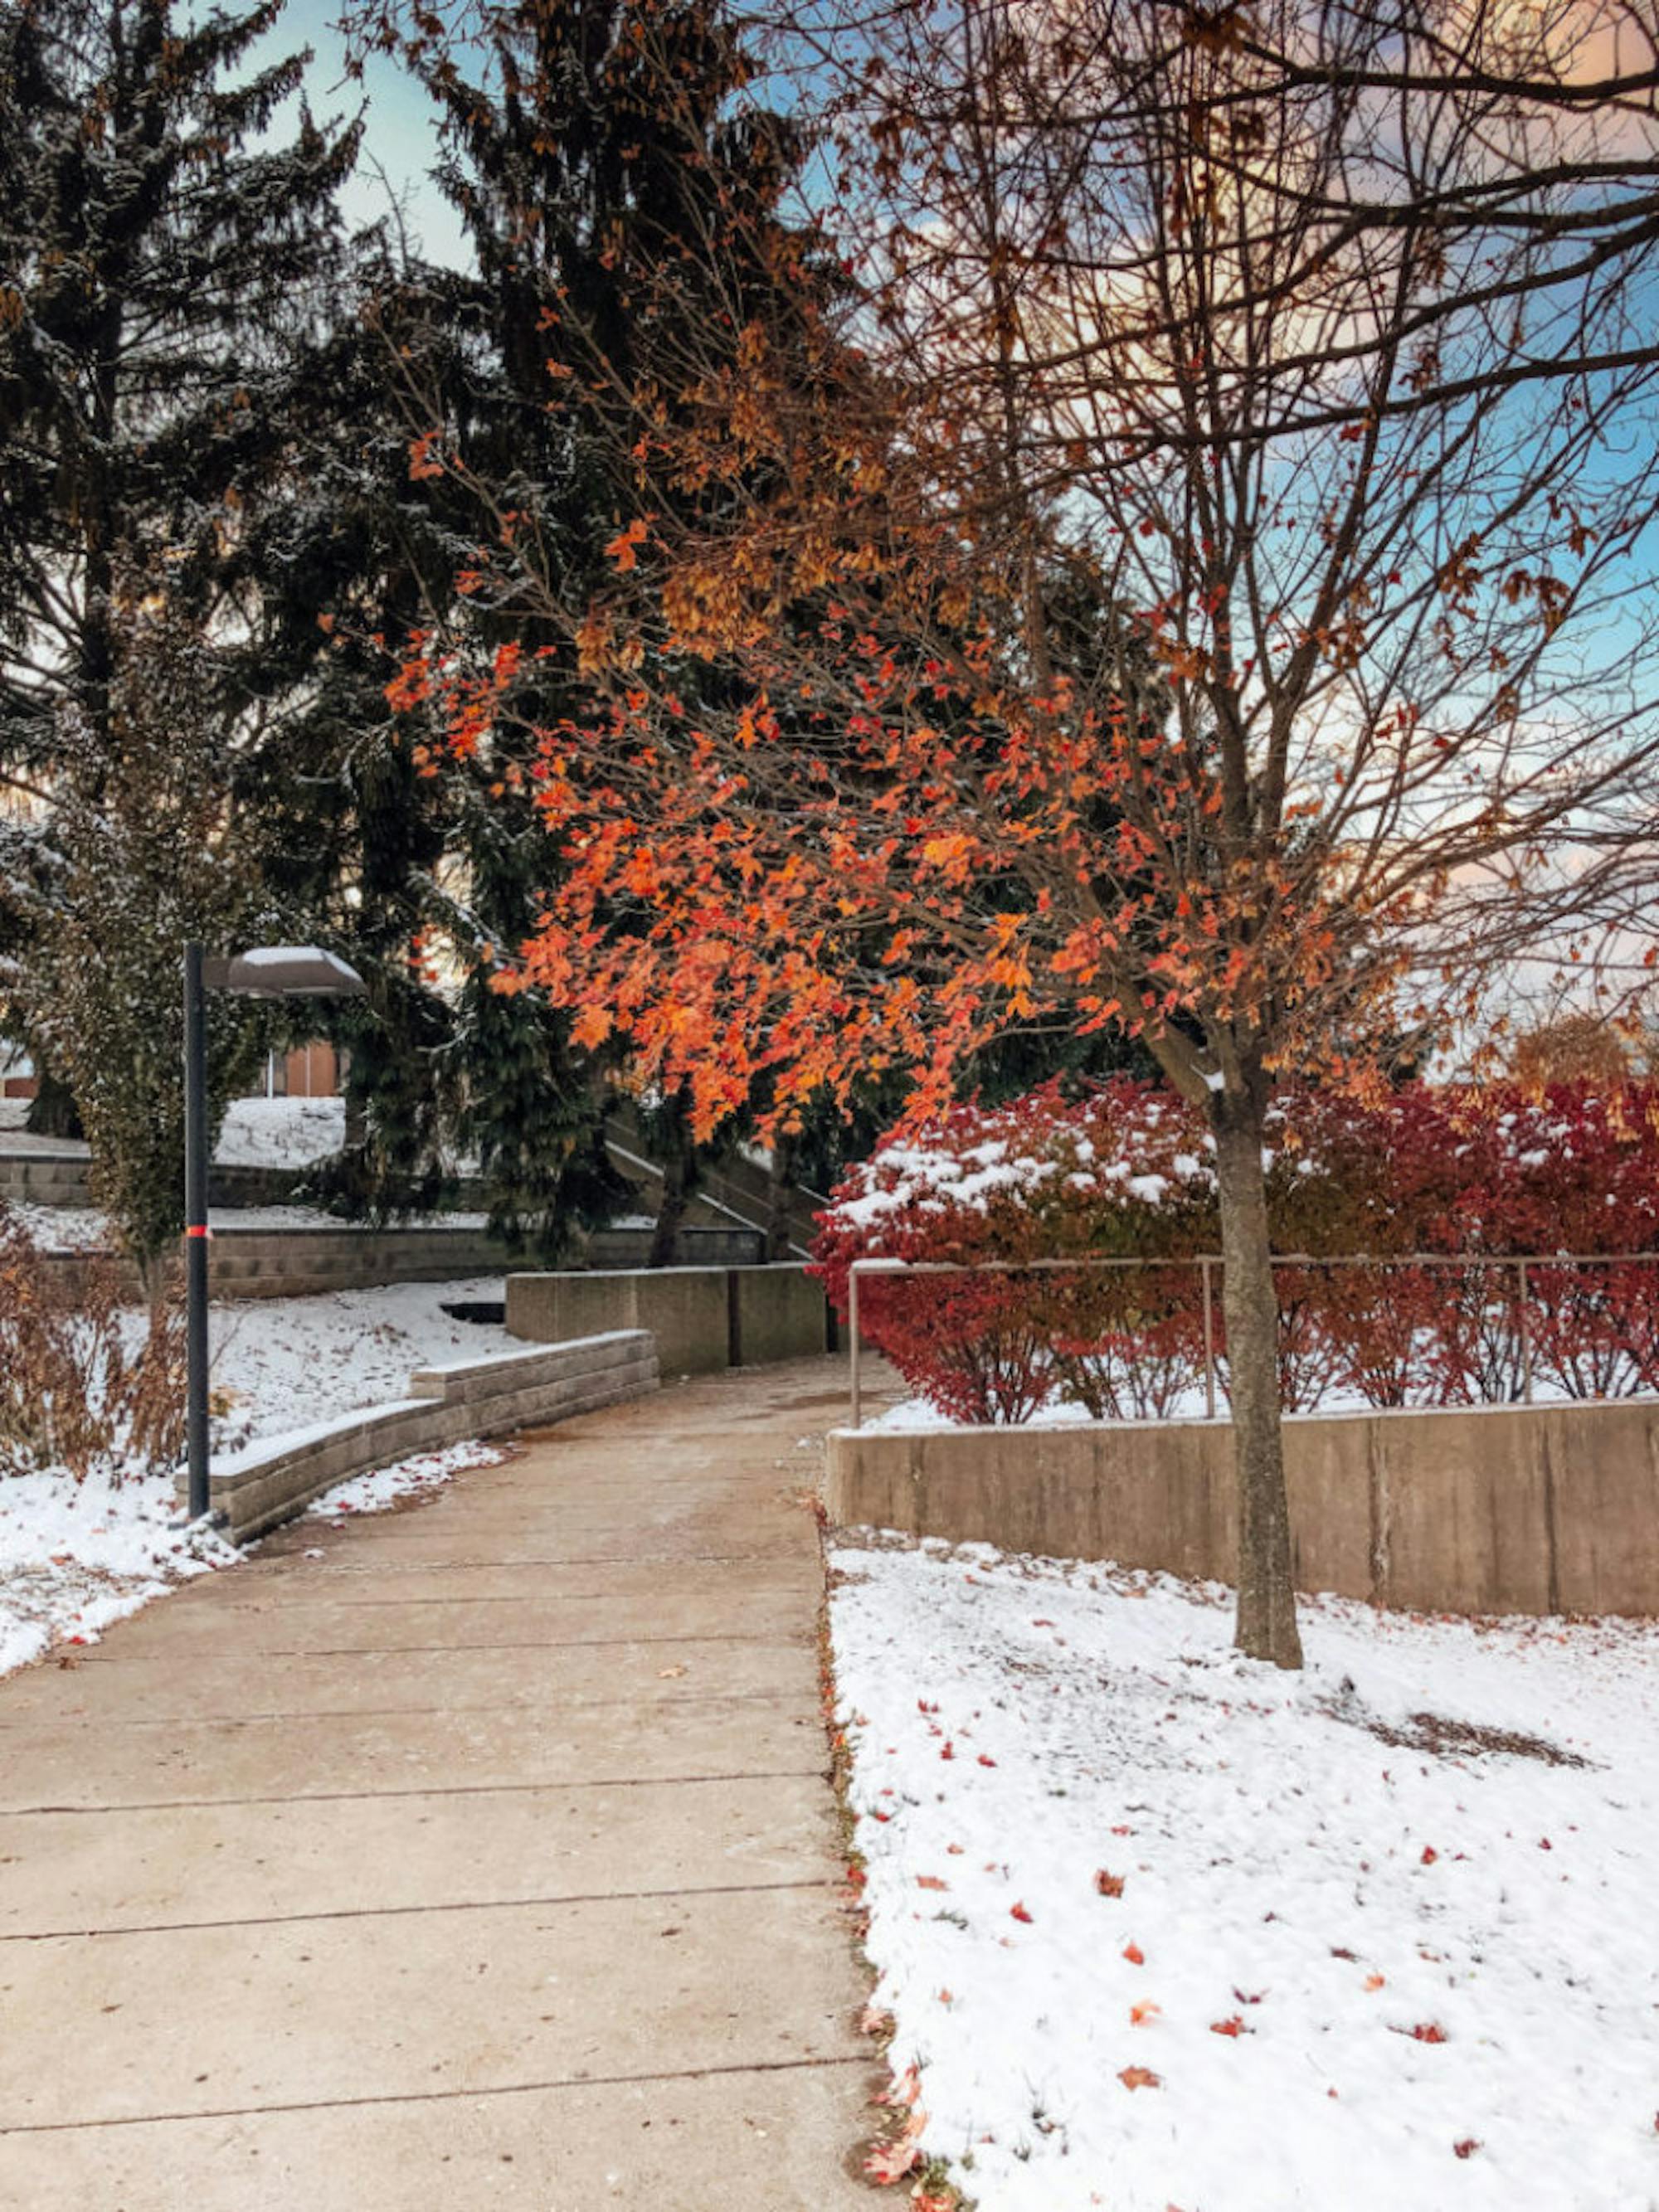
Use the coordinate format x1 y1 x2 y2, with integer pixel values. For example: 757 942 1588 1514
182 943 367 1523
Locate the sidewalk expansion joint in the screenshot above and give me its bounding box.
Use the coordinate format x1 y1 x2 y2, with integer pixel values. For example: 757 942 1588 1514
1 1874 834 1944
0 2052 870 2137
251 1635 806 1658
2 1766 829 1817
2 1690 800 1732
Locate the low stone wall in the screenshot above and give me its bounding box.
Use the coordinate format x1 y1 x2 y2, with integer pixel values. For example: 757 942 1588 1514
826 1398 1659 1618
507 1262 833 1374
41 1224 511 1304
207 1225 509 1298
0 1151 315 1208
194 1331 659 1543
0 1150 90 1204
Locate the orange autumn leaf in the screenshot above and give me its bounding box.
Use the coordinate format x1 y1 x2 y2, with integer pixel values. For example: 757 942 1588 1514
916 1874 950 1891
1118 2065 1161 2091
1123 1942 1145 1965
1010 1901 1033 1923
606 517 650 571
1130 2001 1161 2026
1094 1869 1126 1898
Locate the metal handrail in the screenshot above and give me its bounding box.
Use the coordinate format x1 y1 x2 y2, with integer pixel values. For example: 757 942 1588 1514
845 1248 1659 1428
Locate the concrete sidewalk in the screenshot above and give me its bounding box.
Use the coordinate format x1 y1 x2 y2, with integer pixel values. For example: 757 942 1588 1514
0 1356 879 2210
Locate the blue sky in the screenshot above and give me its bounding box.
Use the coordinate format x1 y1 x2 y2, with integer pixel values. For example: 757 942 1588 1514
267 0 471 266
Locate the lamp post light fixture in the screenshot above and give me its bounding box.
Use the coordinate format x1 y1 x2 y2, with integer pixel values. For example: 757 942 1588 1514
182 941 367 1523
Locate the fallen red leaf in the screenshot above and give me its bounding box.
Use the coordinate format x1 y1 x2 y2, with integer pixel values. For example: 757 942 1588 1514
1118 2065 1161 2090
1123 1942 1145 1965
917 1874 950 1892
864 2139 922 2185
1421 1845 1438 1865
1454 2140 1481 2160
1408 2023 1448 2044
977 1753 997 1767
1010 1901 1034 1923
1131 2001 1161 2025
1094 1869 1126 1898
1210 2015 1245 2036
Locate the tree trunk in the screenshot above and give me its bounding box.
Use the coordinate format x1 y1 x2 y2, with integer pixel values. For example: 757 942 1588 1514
648 1148 689 1267
765 1133 799 1263
1211 1087 1303 1669
25 1069 83 1140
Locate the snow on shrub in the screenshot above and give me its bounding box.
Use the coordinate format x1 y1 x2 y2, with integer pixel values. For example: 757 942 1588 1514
812 1079 1659 1420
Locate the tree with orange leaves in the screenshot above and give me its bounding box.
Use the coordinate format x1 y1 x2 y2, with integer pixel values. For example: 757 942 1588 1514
387 0 1659 1665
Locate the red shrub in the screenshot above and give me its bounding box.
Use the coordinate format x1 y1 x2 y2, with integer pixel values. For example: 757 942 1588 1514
814 1079 1659 1420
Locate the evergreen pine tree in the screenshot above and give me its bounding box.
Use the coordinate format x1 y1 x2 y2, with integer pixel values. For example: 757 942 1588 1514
0 0 360 1137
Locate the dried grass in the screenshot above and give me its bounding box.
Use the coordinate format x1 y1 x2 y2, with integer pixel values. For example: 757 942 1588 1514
0 1206 185 1480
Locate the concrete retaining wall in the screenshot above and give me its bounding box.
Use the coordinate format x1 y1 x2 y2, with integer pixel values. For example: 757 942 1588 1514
826 1398 1659 1618
195 1331 659 1543
507 1262 833 1374
585 1225 764 1270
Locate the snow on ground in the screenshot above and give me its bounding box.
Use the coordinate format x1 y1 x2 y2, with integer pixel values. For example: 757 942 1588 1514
207 1274 513 1448
216 1095 345 1167
866 1395 1101 1433
0 1278 518 1679
0 1468 236 1679
306 1439 507 1522
830 1536 1659 2212
11 1202 493 1251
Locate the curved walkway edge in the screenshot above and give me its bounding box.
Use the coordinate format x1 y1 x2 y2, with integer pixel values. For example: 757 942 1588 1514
0 1355 876 2211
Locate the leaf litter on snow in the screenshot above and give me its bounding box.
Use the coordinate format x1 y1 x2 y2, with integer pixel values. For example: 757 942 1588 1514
830 1533 1659 2210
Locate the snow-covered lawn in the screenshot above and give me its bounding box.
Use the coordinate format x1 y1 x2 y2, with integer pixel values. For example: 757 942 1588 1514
216 1094 345 1167
831 1536 1659 2211
10 1201 494 1251
0 1094 348 1166
0 1278 516 1679
0 1471 235 1679
207 1274 512 1449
